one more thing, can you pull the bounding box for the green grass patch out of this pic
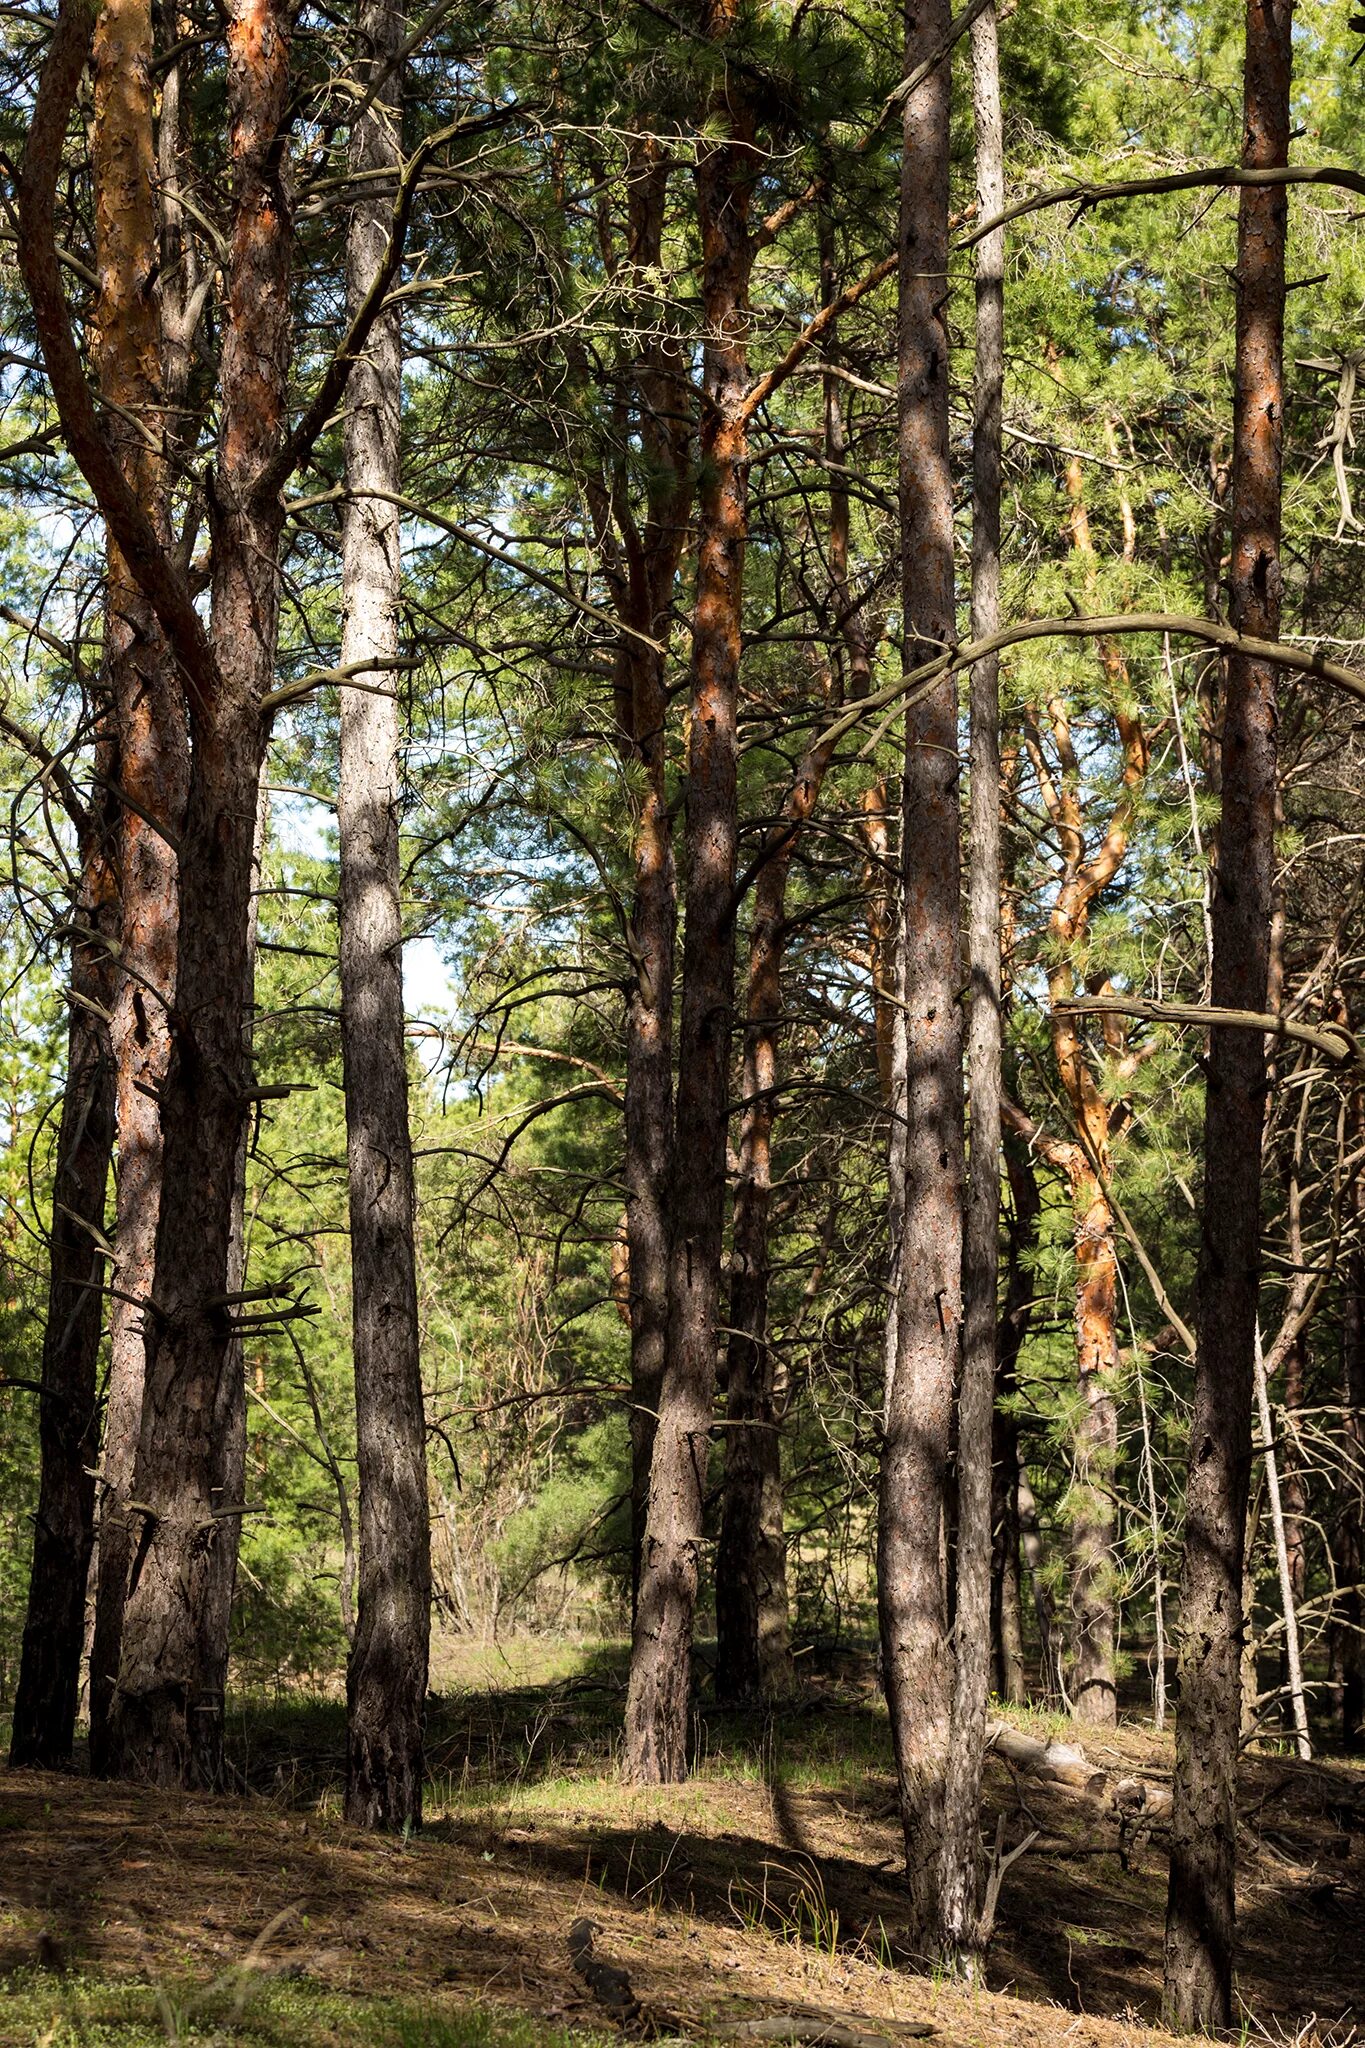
[0,1970,615,2048]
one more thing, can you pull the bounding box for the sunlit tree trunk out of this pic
[337,0,430,1833]
[1164,0,1291,2024]
[940,0,1005,1968]
[879,0,963,1960]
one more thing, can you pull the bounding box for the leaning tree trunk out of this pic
[940,0,1006,1965]
[880,0,964,1963]
[87,0,189,1773]
[624,41,753,1782]
[338,0,430,1833]
[9,790,118,1767]
[1163,0,1291,2026]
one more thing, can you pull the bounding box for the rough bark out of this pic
[9,787,118,1767]
[617,139,690,1618]
[625,15,752,1780]
[880,0,963,1959]
[1163,0,1291,2025]
[338,0,430,1833]
[939,0,1005,1967]
[87,0,190,1774]
[104,0,293,1787]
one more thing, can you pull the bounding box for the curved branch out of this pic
[961,163,1365,251]
[811,611,1365,760]
[17,0,219,711]
[1053,994,1359,1065]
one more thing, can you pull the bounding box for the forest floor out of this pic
[1,1638,1362,2048]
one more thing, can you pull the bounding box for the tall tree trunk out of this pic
[940,0,1005,1968]
[1164,0,1291,2024]
[625,26,752,1781]
[87,0,189,1773]
[338,0,430,1833]
[105,0,293,1787]
[880,0,963,1960]
[714,197,866,1704]
[9,790,118,1767]
[618,139,690,1618]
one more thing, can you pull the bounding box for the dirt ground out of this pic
[1,1677,1362,2047]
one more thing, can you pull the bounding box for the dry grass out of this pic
[0,1659,1361,2048]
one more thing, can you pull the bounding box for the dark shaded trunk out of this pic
[9,800,118,1767]
[880,0,963,1961]
[339,0,430,1833]
[1339,1224,1364,1750]
[939,1,1005,1966]
[625,25,752,1780]
[618,140,690,1618]
[87,0,189,1773]
[1164,0,1290,2025]
[105,0,293,1787]
[714,732,835,1703]
[991,1141,1039,1704]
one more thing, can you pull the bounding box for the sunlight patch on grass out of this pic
[0,1970,615,2048]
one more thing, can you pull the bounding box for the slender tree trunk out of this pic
[338,0,430,1832]
[715,197,868,1703]
[9,797,118,1767]
[939,0,1005,1967]
[87,0,189,1773]
[714,727,836,1702]
[105,0,293,1787]
[1068,1165,1121,1725]
[1340,1262,1364,1751]
[1164,0,1291,2024]
[618,140,689,1618]
[1254,1325,1310,1758]
[1277,1331,1308,1731]
[991,1138,1039,1704]
[880,0,963,1959]
[625,36,752,1781]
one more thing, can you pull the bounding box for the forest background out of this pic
[0,0,1364,2037]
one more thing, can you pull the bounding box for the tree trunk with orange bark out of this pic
[104,0,293,1786]
[624,14,753,1781]
[86,0,190,1774]
[1021,452,1148,1729]
[1164,0,1291,2025]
